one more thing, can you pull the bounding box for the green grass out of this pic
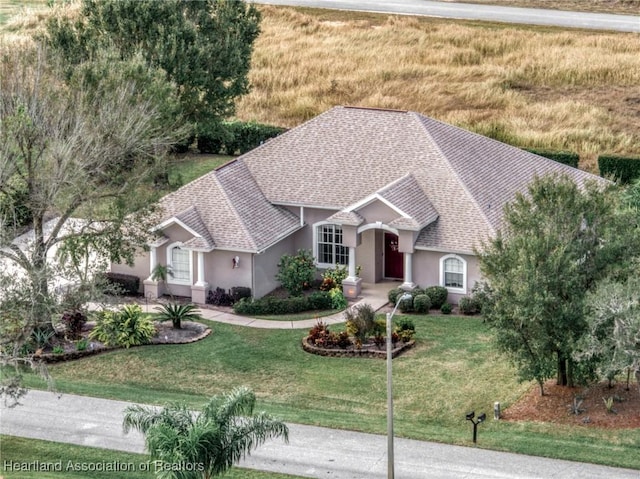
[19,315,640,470]
[167,154,233,188]
[251,308,342,321]
[0,436,303,479]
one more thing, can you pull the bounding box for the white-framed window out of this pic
[314,223,349,267]
[439,254,466,293]
[166,243,192,285]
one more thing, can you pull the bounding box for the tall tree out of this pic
[577,277,640,393]
[0,43,180,401]
[123,387,289,479]
[45,0,261,138]
[477,175,639,395]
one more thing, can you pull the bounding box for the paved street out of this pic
[255,0,640,32]
[2,390,639,478]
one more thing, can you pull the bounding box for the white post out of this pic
[402,252,415,290]
[196,251,205,286]
[347,246,357,280]
[148,246,157,280]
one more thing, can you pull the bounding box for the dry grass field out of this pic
[2,2,639,171]
[236,6,640,171]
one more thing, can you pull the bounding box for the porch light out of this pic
[386,292,412,479]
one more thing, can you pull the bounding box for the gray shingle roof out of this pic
[156,160,301,252]
[156,106,604,254]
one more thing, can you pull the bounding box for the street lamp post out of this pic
[386,292,412,479]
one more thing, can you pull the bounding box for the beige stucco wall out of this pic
[110,252,150,294]
[203,250,252,293]
[254,235,296,298]
[412,250,481,304]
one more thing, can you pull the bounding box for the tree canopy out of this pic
[0,42,181,402]
[45,0,261,137]
[477,174,640,394]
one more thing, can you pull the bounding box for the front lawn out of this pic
[20,315,640,470]
[1,436,303,479]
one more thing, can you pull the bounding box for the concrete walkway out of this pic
[135,281,394,330]
[2,390,639,479]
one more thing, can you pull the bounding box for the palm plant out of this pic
[154,303,201,329]
[123,387,289,479]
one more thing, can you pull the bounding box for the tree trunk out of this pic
[31,214,53,333]
[538,378,545,396]
[557,352,568,386]
[635,369,640,395]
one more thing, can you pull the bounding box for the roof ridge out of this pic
[211,161,259,252]
[410,112,497,237]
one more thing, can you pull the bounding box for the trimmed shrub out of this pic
[206,287,233,307]
[598,154,640,184]
[89,304,155,348]
[425,286,448,309]
[388,287,403,305]
[398,295,414,313]
[458,296,481,315]
[103,272,140,296]
[230,286,252,303]
[308,291,333,310]
[224,120,286,155]
[233,291,333,316]
[413,294,431,314]
[525,149,580,168]
[441,303,453,315]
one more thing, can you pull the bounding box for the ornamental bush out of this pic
[425,286,448,309]
[89,304,155,348]
[413,294,431,313]
[276,249,316,297]
[441,302,453,315]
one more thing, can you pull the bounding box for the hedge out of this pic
[197,121,286,155]
[524,149,580,169]
[598,155,640,184]
[233,291,332,316]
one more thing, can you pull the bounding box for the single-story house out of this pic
[111,106,602,304]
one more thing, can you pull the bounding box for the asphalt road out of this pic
[2,390,640,479]
[254,0,640,32]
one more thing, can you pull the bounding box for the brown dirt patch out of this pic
[502,379,640,429]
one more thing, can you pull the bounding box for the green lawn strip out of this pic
[1,436,303,479]
[19,315,640,470]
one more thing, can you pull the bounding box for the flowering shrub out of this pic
[276,249,316,297]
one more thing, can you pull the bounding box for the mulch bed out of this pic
[502,379,640,429]
[37,321,210,363]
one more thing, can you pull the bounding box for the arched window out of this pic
[439,254,466,293]
[314,223,349,267]
[166,243,191,285]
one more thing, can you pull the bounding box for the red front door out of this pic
[384,233,404,279]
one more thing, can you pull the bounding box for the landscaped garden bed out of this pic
[30,304,210,363]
